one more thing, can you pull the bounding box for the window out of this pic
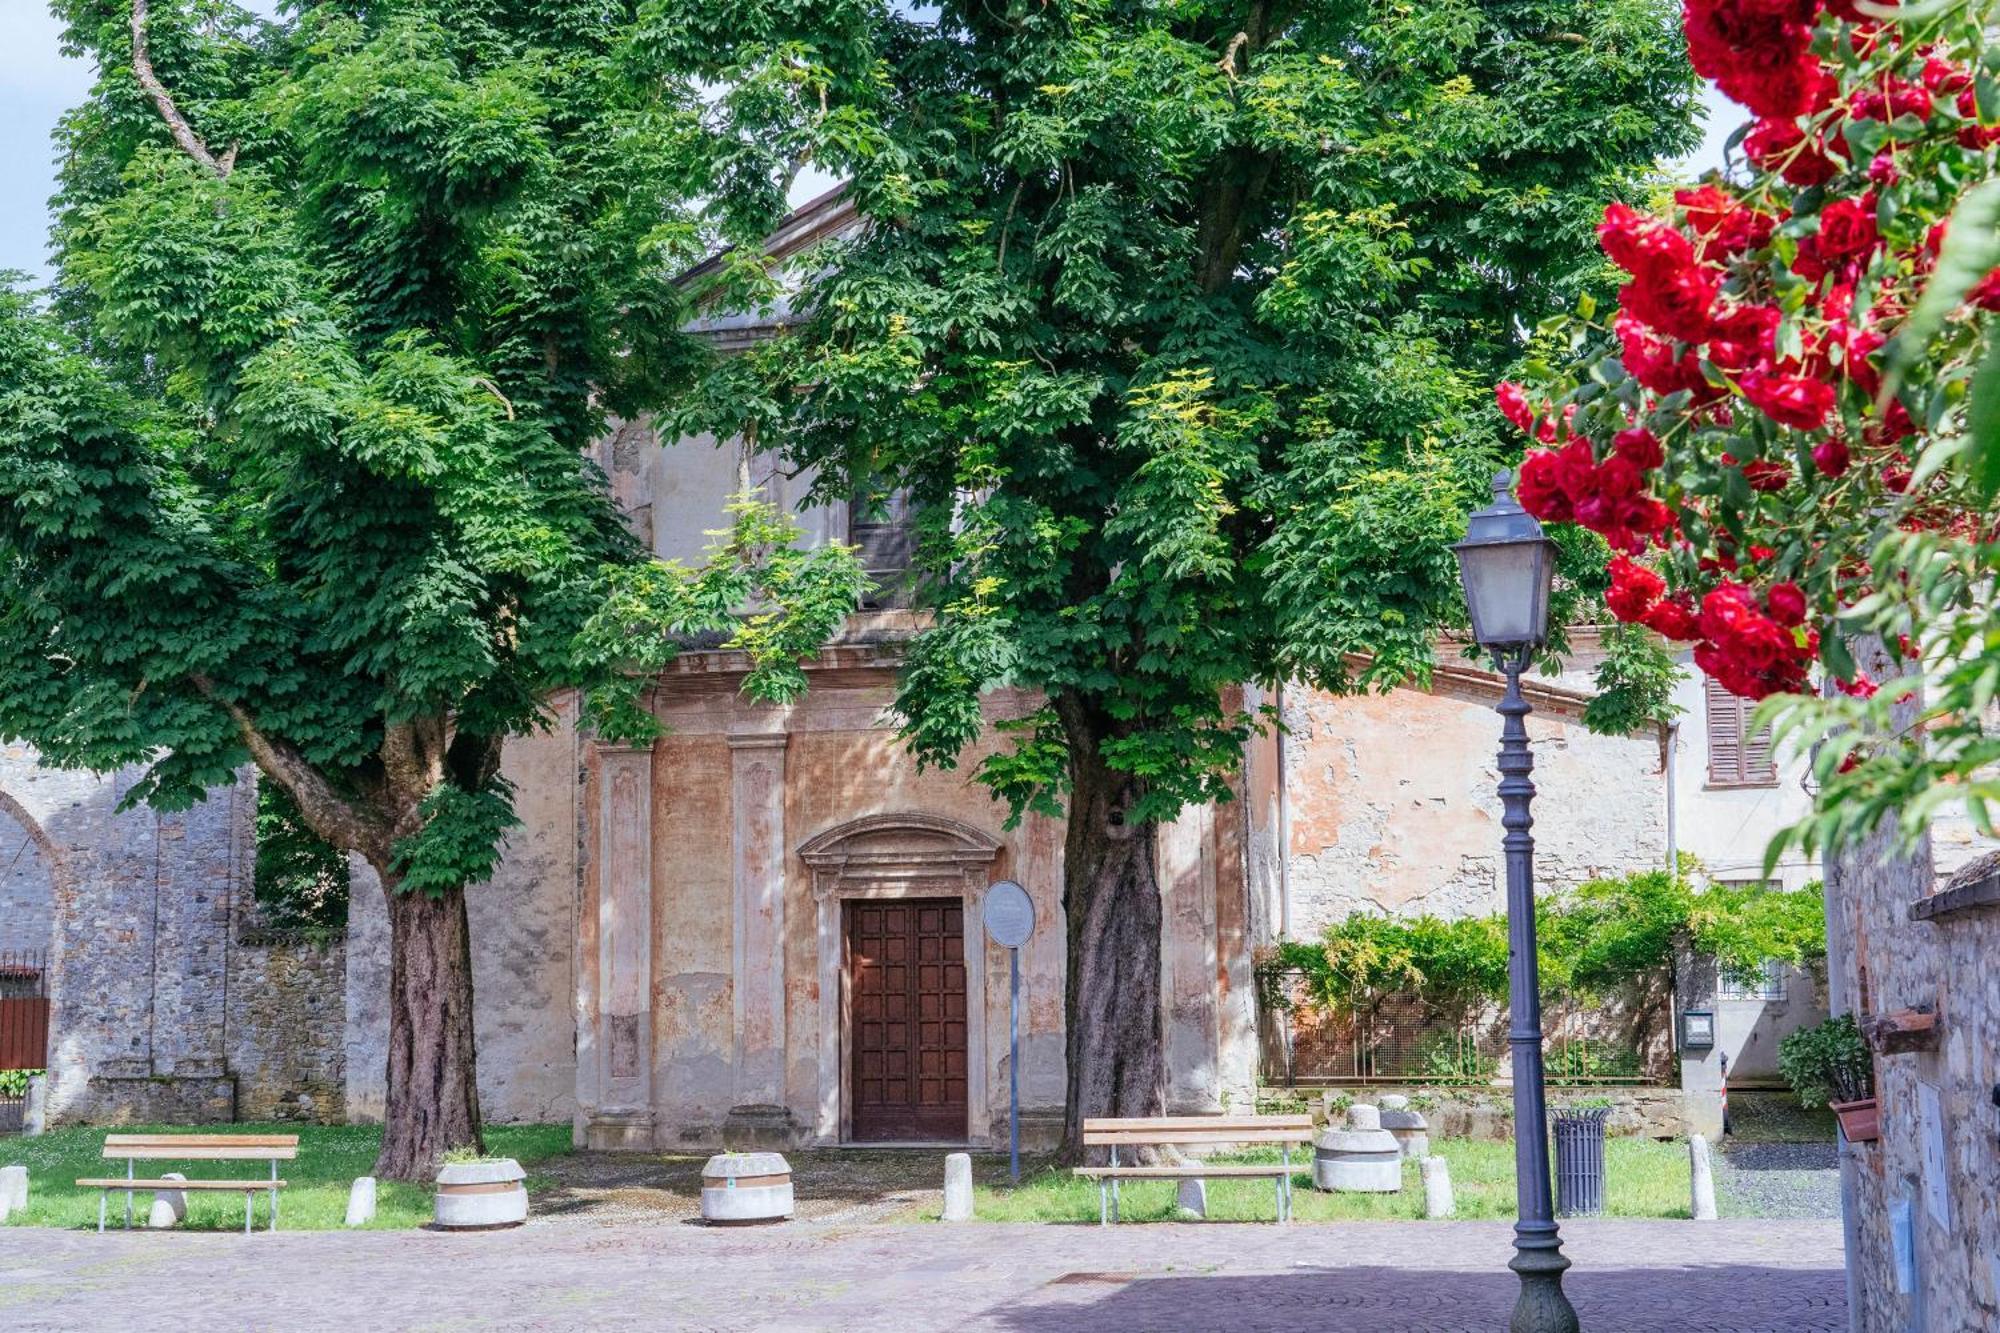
[1705,675,1777,786]
[849,492,916,610]
[1719,958,1788,1001]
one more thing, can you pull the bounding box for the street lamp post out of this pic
[1452,470,1579,1333]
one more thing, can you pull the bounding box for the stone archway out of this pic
[800,813,1002,1144]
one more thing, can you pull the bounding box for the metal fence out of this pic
[0,949,50,1072]
[1257,969,1674,1088]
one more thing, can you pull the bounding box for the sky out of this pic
[0,8,1741,284]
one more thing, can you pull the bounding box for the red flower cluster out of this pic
[1683,0,1827,121]
[1692,583,1816,699]
[1513,436,1673,555]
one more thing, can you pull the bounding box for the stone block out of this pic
[22,1075,45,1136]
[700,1152,793,1225]
[345,1176,377,1228]
[1176,1176,1208,1219]
[1313,1104,1403,1192]
[941,1153,973,1222]
[147,1173,187,1228]
[0,1163,26,1214]
[1689,1134,1718,1221]
[1421,1156,1455,1219]
[1378,1094,1431,1159]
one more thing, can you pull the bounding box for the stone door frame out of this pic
[800,813,1001,1145]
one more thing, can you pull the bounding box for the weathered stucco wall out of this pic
[1275,676,1667,938]
[342,700,580,1127]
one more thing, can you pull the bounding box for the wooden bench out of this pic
[1074,1115,1314,1224]
[78,1133,297,1234]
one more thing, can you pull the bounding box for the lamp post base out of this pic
[1508,1238,1579,1333]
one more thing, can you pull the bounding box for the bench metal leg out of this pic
[98,1192,106,1234]
[1098,1180,1108,1227]
[244,1192,253,1235]
[271,1160,280,1231]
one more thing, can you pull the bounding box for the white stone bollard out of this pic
[1378,1094,1431,1160]
[941,1153,974,1222]
[345,1176,378,1227]
[1421,1156,1455,1219]
[0,1164,27,1216]
[1175,1176,1208,1219]
[1689,1134,1719,1221]
[147,1172,188,1228]
[22,1075,46,1137]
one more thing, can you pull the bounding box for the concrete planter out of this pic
[1313,1104,1403,1193]
[433,1158,528,1229]
[700,1152,794,1225]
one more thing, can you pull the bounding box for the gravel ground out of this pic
[1714,1141,1843,1219]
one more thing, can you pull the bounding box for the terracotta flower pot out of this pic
[1830,1097,1879,1143]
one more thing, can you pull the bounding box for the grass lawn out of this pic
[0,1123,572,1231]
[968,1137,1693,1223]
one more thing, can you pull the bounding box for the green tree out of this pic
[670,0,1700,1144]
[1,1,861,1178]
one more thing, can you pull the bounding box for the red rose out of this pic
[1616,315,1711,397]
[1599,202,1695,278]
[1742,459,1792,491]
[1835,672,1879,698]
[1850,77,1933,123]
[1517,450,1572,522]
[1765,581,1807,626]
[1642,598,1700,640]
[1707,303,1780,372]
[1812,437,1851,477]
[1745,116,1841,186]
[1816,195,1881,264]
[1621,266,1719,343]
[1605,555,1666,622]
[1613,427,1665,470]
[1740,370,1835,431]
[1496,381,1536,432]
[1595,454,1646,501]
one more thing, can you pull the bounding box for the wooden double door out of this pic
[846,897,968,1142]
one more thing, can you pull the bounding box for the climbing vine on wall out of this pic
[1258,864,1826,1011]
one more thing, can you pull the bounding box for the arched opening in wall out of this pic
[0,789,60,1128]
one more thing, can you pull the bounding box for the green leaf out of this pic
[1882,178,2000,406]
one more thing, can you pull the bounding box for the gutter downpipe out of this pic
[1276,680,1292,942]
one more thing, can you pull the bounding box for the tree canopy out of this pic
[1,0,861,1176]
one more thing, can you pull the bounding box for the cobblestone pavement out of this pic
[0,1217,1842,1332]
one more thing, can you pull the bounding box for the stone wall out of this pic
[1832,840,2000,1330]
[1304,1084,1697,1140]
[2,746,354,1126]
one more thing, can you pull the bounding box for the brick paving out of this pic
[0,1217,1842,1332]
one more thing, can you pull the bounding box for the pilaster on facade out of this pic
[587,740,656,1150]
[726,727,792,1143]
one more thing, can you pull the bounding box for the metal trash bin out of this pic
[1552,1107,1609,1217]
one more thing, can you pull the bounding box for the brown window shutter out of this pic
[1705,676,1776,786]
[1705,676,1741,784]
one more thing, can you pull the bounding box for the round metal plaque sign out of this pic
[981,880,1035,948]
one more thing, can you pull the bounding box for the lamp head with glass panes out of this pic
[1453,470,1558,655]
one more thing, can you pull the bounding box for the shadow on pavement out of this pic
[978,1263,1847,1333]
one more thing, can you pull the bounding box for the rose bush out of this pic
[1505,0,2000,856]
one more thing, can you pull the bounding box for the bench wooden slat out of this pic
[1081,1130,1312,1146]
[1074,1165,1293,1179]
[77,1178,289,1190]
[104,1134,298,1149]
[99,1145,298,1161]
[1082,1116,1310,1132]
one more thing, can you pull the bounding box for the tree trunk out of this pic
[373,874,484,1181]
[1058,695,1167,1156]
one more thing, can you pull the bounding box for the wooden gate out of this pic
[846,898,968,1142]
[0,950,50,1072]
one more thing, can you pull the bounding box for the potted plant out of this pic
[1778,1014,1877,1142]
[433,1148,528,1229]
